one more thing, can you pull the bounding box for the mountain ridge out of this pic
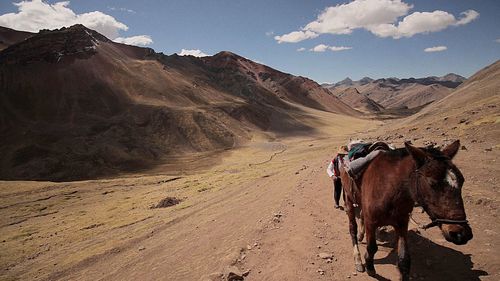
[0,24,357,181]
[324,72,467,109]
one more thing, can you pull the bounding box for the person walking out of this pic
[327,145,348,209]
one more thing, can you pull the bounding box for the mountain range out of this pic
[0,24,355,181]
[0,24,495,181]
[324,73,467,112]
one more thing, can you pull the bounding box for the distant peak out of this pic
[358,77,374,85]
[213,51,239,58]
[36,24,110,44]
[67,24,87,30]
[0,24,108,64]
[209,51,259,65]
[440,73,466,82]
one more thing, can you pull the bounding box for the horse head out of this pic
[405,140,473,245]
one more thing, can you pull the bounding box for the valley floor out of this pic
[0,107,498,281]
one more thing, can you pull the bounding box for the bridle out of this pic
[411,168,468,229]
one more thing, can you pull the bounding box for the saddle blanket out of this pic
[344,150,382,177]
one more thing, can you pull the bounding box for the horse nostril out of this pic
[444,226,472,245]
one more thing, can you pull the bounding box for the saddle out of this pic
[345,141,391,178]
[343,141,392,206]
[348,141,391,161]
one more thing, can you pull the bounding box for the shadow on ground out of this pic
[372,230,488,281]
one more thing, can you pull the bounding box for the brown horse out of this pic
[340,140,473,281]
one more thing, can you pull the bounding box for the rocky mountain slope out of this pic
[0,25,355,181]
[321,76,374,88]
[335,87,384,113]
[370,59,499,155]
[0,26,32,50]
[403,60,499,137]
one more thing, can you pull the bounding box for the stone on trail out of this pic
[318,252,333,259]
[224,266,244,281]
[151,196,182,208]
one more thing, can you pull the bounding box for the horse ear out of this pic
[442,140,460,159]
[405,141,426,167]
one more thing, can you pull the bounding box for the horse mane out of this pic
[384,145,447,160]
[384,147,409,159]
[422,146,450,159]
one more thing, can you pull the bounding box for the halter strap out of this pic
[421,218,469,230]
[411,169,469,230]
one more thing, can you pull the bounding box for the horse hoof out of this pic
[355,264,365,273]
[366,268,376,276]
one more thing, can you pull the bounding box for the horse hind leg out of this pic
[364,223,378,276]
[346,201,365,272]
[357,209,365,242]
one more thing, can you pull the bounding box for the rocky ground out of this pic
[1,102,498,281]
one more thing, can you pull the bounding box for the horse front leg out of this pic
[364,222,378,276]
[346,199,365,273]
[395,223,411,281]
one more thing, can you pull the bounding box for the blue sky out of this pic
[0,0,499,83]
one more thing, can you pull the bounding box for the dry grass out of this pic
[0,105,373,280]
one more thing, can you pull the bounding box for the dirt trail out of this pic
[1,107,498,281]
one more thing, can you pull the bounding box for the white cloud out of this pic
[374,9,479,38]
[0,0,151,42]
[75,11,128,39]
[114,35,153,46]
[178,49,209,57]
[329,46,352,51]
[378,11,456,38]
[297,47,306,52]
[275,0,479,42]
[310,44,352,52]
[455,10,479,26]
[424,46,447,52]
[265,30,274,36]
[109,7,136,14]
[496,38,500,43]
[310,44,329,52]
[274,30,318,43]
[305,0,412,35]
